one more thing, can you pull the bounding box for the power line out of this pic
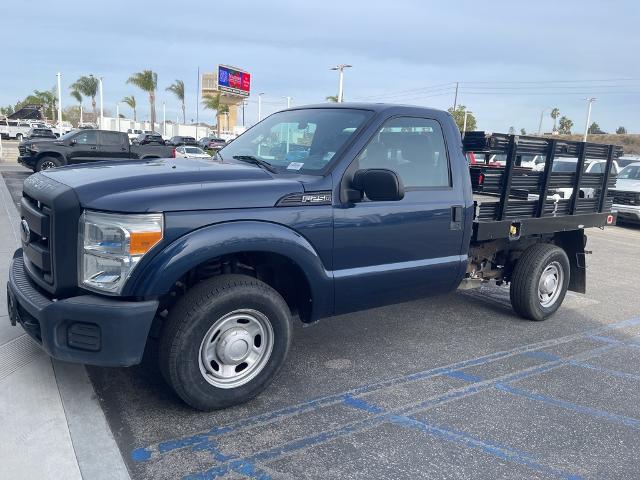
[352,82,457,100]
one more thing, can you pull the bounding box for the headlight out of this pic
[28,143,38,151]
[78,210,163,294]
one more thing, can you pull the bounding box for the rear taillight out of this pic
[478,173,485,185]
[172,148,176,158]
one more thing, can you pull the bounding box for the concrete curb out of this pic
[0,170,130,480]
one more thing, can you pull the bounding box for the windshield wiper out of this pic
[232,155,277,173]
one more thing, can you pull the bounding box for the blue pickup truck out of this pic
[7,103,618,410]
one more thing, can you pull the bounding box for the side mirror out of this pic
[69,139,77,146]
[351,168,405,202]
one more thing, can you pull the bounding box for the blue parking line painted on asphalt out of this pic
[342,395,385,414]
[180,335,631,479]
[569,361,640,382]
[132,316,640,466]
[523,350,561,361]
[338,395,583,479]
[388,414,583,480]
[588,334,624,344]
[495,383,640,430]
[445,370,483,382]
[184,459,273,480]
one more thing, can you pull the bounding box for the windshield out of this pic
[185,147,205,154]
[618,164,640,180]
[219,108,373,174]
[59,130,77,141]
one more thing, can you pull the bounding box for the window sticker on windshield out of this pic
[287,162,305,170]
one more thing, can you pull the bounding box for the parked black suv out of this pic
[167,136,198,147]
[132,133,166,145]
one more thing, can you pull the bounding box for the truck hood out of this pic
[613,179,640,192]
[41,158,305,212]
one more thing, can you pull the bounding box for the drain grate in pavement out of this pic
[0,333,44,381]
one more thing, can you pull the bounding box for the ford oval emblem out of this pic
[20,219,30,244]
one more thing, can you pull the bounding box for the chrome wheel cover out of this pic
[538,261,563,308]
[198,309,274,389]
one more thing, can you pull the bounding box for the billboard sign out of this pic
[217,65,251,97]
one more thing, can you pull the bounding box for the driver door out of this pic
[68,130,99,164]
[333,116,467,314]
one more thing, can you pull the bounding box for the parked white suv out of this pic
[611,162,640,223]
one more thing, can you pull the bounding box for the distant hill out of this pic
[551,134,640,156]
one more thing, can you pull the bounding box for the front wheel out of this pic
[36,156,62,171]
[159,274,292,410]
[510,243,570,321]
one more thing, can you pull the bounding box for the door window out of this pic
[75,131,98,145]
[101,132,124,146]
[355,117,450,188]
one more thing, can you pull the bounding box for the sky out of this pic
[2,0,639,134]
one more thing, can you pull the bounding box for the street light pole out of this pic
[537,108,549,136]
[242,100,246,126]
[331,64,352,103]
[162,102,166,137]
[257,93,265,122]
[56,72,63,136]
[98,77,104,128]
[283,96,292,108]
[583,97,596,142]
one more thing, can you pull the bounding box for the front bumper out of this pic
[7,250,159,367]
[613,204,640,222]
[18,155,37,170]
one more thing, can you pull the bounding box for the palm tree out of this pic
[166,79,185,124]
[70,76,99,119]
[550,108,560,132]
[70,90,83,124]
[127,70,158,131]
[122,95,137,121]
[326,95,339,103]
[202,93,229,136]
[33,88,57,121]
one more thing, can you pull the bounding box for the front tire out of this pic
[159,274,292,410]
[36,156,62,171]
[510,243,570,321]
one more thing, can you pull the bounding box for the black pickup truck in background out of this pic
[18,129,176,172]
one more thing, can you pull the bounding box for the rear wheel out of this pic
[510,243,570,321]
[159,274,292,410]
[16,133,23,141]
[36,156,62,172]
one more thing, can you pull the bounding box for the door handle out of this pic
[450,205,463,230]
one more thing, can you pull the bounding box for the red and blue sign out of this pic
[218,65,251,97]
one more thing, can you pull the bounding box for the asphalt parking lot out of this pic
[4,169,640,479]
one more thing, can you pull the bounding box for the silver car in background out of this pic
[611,162,640,223]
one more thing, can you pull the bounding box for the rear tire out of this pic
[16,134,23,141]
[36,156,62,172]
[159,274,292,410]
[510,243,570,321]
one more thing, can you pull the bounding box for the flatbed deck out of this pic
[465,133,620,242]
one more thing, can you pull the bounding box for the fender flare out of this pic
[126,221,334,319]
